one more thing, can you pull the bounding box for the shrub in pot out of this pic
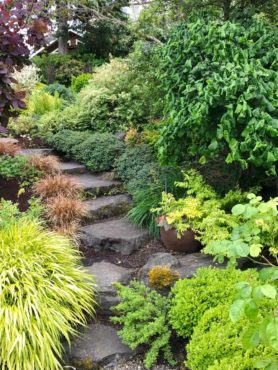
[153,170,252,252]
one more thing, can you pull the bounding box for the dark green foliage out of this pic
[49,130,125,172]
[111,281,176,370]
[127,184,163,237]
[47,130,92,158]
[127,166,184,236]
[71,73,92,92]
[169,267,259,338]
[114,145,155,183]
[73,133,125,172]
[43,83,74,101]
[158,18,278,176]
[126,162,160,195]
[33,54,85,86]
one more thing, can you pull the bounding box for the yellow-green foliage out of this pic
[186,303,277,370]
[169,267,259,338]
[28,91,62,116]
[0,219,96,370]
[148,266,180,289]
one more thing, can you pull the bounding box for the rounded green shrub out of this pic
[0,219,95,370]
[186,304,276,370]
[114,144,155,183]
[71,73,92,92]
[47,130,93,158]
[169,267,258,338]
[73,132,125,172]
[126,161,160,195]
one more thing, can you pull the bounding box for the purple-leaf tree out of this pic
[0,0,48,130]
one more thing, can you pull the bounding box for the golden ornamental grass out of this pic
[0,219,96,370]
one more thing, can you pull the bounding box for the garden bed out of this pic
[81,239,167,269]
[0,177,32,211]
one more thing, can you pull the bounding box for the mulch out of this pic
[80,239,167,269]
[14,135,50,149]
[0,177,32,211]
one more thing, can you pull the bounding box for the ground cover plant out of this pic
[0,201,96,370]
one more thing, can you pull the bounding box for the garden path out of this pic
[27,149,221,369]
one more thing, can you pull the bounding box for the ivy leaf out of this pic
[254,358,277,369]
[229,299,245,322]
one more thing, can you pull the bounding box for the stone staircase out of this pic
[55,157,152,369]
[26,149,220,369]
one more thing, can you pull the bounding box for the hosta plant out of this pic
[0,218,96,370]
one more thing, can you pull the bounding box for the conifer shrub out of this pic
[111,281,176,369]
[0,217,96,370]
[72,132,125,172]
[169,267,259,338]
[114,144,155,183]
[47,130,91,158]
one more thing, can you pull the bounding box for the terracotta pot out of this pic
[160,227,202,253]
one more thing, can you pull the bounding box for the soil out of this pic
[80,239,167,269]
[15,135,50,149]
[0,177,32,211]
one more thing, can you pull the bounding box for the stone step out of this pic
[20,148,53,156]
[79,218,150,255]
[138,252,226,286]
[65,324,135,369]
[59,161,86,174]
[86,261,134,315]
[84,194,132,222]
[69,173,122,196]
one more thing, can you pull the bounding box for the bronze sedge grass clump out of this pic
[45,195,87,231]
[0,141,21,157]
[33,174,81,199]
[0,218,96,370]
[28,154,61,175]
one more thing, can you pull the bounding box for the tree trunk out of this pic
[57,0,69,54]
[223,0,231,20]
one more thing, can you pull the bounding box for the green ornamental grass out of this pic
[0,219,96,370]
